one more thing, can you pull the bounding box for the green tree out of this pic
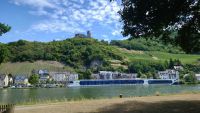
[168,59,174,69]
[184,71,197,84]
[28,74,39,85]
[168,59,182,69]
[146,72,153,79]
[137,71,148,78]
[0,45,9,64]
[46,78,53,84]
[115,0,200,53]
[140,74,147,79]
[176,22,200,53]
[137,71,143,78]
[84,69,92,79]
[0,23,11,36]
[128,61,166,73]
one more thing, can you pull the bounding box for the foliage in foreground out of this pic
[0,22,11,36]
[117,0,200,53]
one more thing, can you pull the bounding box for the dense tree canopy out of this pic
[5,38,122,70]
[116,0,200,53]
[0,23,11,36]
[0,23,10,64]
[0,44,9,64]
[28,74,39,85]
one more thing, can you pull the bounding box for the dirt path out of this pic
[15,93,200,113]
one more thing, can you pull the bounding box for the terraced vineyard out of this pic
[111,47,200,64]
[0,61,74,76]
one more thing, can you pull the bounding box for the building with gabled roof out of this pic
[0,74,9,87]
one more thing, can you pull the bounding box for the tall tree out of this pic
[0,45,9,64]
[28,74,39,85]
[176,21,200,53]
[0,23,11,36]
[115,0,200,53]
[0,22,10,64]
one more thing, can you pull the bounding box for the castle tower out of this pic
[87,31,91,38]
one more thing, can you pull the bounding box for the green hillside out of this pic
[0,38,199,76]
[114,48,200,64]
[110,38,184,54]
[0,61,74,76]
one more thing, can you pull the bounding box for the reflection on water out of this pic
[0,85,200,104]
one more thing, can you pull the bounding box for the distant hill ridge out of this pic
[0,37,199,76]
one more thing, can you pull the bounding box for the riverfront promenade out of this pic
[15,93,200,113]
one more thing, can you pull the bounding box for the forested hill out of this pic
[0,37,200,75]
[2,38,122,69]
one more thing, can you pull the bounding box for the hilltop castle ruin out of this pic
[75,31,92,38]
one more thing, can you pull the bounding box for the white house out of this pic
[67,74,79,81]
[111,72,137,79]
[38,70,49,75]
[0,75,9,87]
[49,72,70,83]
[14,75,29,86]
[119,73,137,79]
[158,69,179,80]
[99,71,113,80]
[39,74,50,83]
[94,71,137,80]
[174,66,183,70]
[91,74,100,79]
[38,70,50,83]
[195,74,200,81]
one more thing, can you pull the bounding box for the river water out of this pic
[1,85,200,104]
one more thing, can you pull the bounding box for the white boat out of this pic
[67,79,178,87]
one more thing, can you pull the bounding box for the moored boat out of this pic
[68,79,178,87]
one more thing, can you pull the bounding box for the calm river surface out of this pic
[1,85,200,104]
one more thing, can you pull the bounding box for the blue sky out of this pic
[0,0,126,43]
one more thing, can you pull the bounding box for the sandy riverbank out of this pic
[15,93,200,113]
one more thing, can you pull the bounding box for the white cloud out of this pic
[102,35,108,38]
[11,0,57,9]
[79,0,84,4]
[103,38,110,42]
[10,0,122,36]
[112,30,121,36]
[32,20,84,33]
[54,38,62,41]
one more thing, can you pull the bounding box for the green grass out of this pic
[148,51,200,64]
[113,47,200,64]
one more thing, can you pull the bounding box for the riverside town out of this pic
[0,0,200,113]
